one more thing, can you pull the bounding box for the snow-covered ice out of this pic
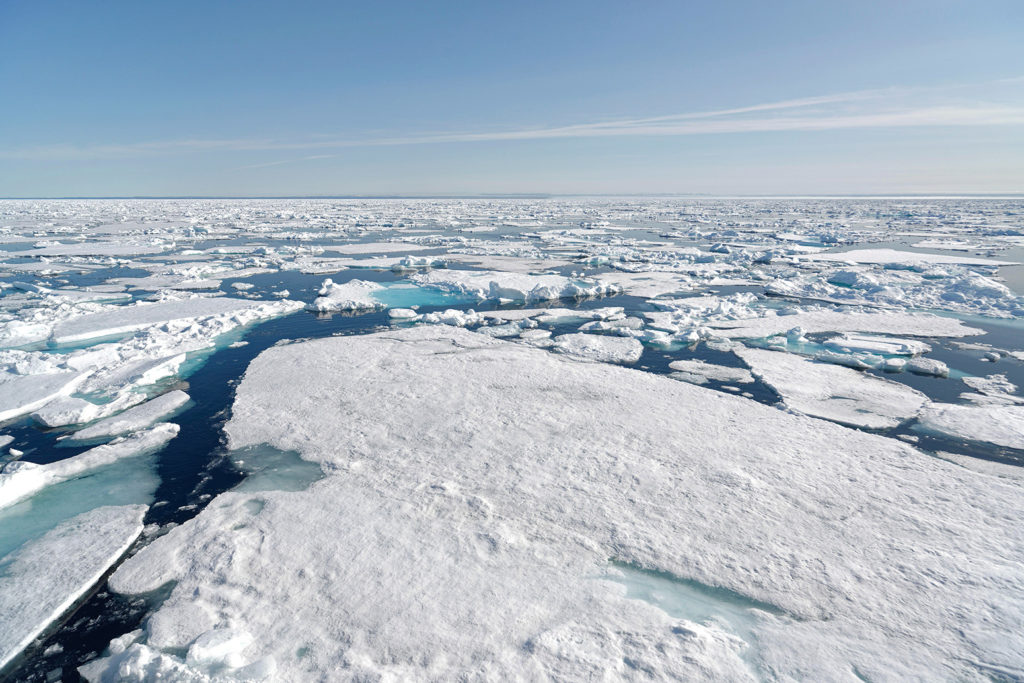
[668,359,754,385]
[66,390,189,442]
[0,505,147,670]
[412,269,619,303]
[51,297,296,346]
[553,333,644,364]
[916,403,1024,450]
[307,278,385,312]
[84,327,1024,681]
[2,197,1023,681]
[734,346,930,429]
[0,371,86,423]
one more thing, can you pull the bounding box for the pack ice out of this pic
[84,327,1024,681]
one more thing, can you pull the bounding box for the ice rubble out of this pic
[0,505,147,670]
[0,424,178,510]
[411,269,619,303]
[734,346,929,429]
[86,327,1024,681]
[66,390,189,442]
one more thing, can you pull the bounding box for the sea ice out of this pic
[51,297,294,346]
[709,309,980,339]
[0,505,147,670]
[0,424,178,510]
[667,359,754,385]
[86,327,1024,681]
[307,278,385,312]
[0,371,86,423]
[734,346,929,429]
[412,269,618,303]
[803,248,1016,267]
[916,403,1024,450]
[66,390,190,442]
[552,333,644,364]
[822,334,931,356]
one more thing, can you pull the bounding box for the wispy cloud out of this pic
[3,79,1022,163]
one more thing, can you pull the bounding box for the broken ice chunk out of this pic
[735,346,928,429]
[0,505,147,670]
[553,333,644,364]
[65,391,190,442]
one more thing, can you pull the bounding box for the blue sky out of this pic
[1,0,1022,196]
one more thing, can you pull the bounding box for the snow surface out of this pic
[552,333,644,364]
[0,505,147,670]
[307,278,385,312]
[86,327,1024,681]
[0,371,86,423]
[709,309,981,339]
[734,346,929,429]
[412,269,619,303]
[668,359,754,385]
[804,248,1016,267]
[916,403,1024,450]
[51,297,296,345]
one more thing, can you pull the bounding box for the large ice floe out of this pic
[82,327,1024,681]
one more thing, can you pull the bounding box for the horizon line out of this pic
[2,192,1024,201]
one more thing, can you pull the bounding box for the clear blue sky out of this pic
[1,0,1022,196]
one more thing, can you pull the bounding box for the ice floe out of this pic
[0,505,147,670]
[65,390,189,442]
[552,333,644,364]
[0,424,178,510]
[734,346,929,429]
[84,327,1024,681]
[307,278,385,312]
[916,403,1024,450]
[412,269,619,303]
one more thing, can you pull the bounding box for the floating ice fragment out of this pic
[412,269,618,303]
[916,403,1024,450]
[668,359,754,385]
[66,390,190,442]
[0,505,147,670]
[0,371,87,423]
[307,278,385,312]
[906,358,949,377]
[735,346,928,429]
[552,333,644,364]
[0,424,178,510]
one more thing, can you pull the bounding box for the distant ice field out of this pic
[0,197,1022,681]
